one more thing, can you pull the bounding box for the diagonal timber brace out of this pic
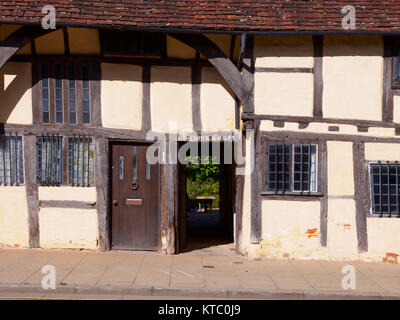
[169,33,253,111]
[0,26,56,70]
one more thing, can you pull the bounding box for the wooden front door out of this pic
[111,143,159,250]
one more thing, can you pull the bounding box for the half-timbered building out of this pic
[0,1,400,262]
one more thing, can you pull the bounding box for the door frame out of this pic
[108,139,162,251]
[176,141,236,253]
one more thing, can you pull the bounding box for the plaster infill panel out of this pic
[67,27,101,55]
[0,186,29,248]
[365,143,400,161]
[327,199,358,253]
[327,141,355,196]
[39,208,99,249]
[261,200,321,259]
[38,186,97,202]
[255,72,313,117]
[101,63,142,130]
[322,35,383,121]
[150,66,192,132]
[201,67,235,130]
[254,35,314,68]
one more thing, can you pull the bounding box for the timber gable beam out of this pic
[0,26,57,71]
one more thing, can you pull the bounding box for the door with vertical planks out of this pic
[111,143,159,250]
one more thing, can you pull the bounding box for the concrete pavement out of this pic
[0,248,400,299]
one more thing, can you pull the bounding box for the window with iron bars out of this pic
[36,135,63,185]
[266,143,318,192]
[370,163,400,216]
[68,136,94,186]
[0,134,24,185]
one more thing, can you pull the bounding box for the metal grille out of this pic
[267,143,318,192]
[370,163,400,216]
[68,136,94,186]
[0,134,24,185]
[267,143,291,191]
[36,135,63,185]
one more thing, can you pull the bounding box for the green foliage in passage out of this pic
[185,156,220,209]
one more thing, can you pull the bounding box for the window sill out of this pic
[261,191,324,197]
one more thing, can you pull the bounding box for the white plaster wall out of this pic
[260,200,321,259]
[255,72,313,116]
[323,35,383,121]
[38,187,98,249]
[38,187,97,202]
[327,141,355,196]
[39,208,99,249]
[150,66,193,132]
[254,35,314,68]
[200,67,235,130]
[101,63,142,130]
[365,143,400,161]
[0,187,29,248]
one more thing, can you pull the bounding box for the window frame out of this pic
[391,39,400,89]
[0,134,25,186]
[36,135,63,186]
[36,135,95,187]
[33,60,99,126]
[368,161,400,218]
[262,138,323,197]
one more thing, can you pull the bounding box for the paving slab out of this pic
[0,249,400,299]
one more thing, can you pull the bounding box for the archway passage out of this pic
[178,141,235,253]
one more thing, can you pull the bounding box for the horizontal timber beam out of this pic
[242,113,400,129]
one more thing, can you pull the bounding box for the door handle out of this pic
[112,200,118,207]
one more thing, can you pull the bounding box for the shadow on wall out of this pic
[254,35,382,60]
[0,62,31,123]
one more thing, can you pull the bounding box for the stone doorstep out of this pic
[0,283,398,300]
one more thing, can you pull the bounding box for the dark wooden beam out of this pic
[63,27,70,56]
[141,64,151,131]
[39,200,96,209]
[169,33,251,107]
[319,141,328,247]
[260,130,400,144]
[255,67,314,73]
[242,113,400,129]
[90,61,102,126]
[313,35,324,118]
[235,131,246,253]
[24,135,40,248]
[191,64,202,131]
[353,141,369,252]
[11,54,213,67]
[95,137,110,250]
[382,36,394,122]
[250,120,262,244]
[0,26,54,70]
[242,36,255,114]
